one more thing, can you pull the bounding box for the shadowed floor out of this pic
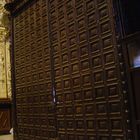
[0,135,13,140]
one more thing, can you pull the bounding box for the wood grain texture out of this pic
[10,0,131,139]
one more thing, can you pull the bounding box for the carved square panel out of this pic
[32,73,38,82]
[74,91,82,102]
[76,135,85,140]
[40,94,47,103]
[47,130,57,138]
[90,40,101,53]
[100,21,111,34]
[104,52,115,64]
[62,53,69,63]
[57,106,64,115]
[67,134,75,140]
[83,89,93,100]
[25,55,31,63]
[53,43,59,54]
[71,63,79,73]
[102,35,112,49]
[86,119,95,129]
[98,6,108,20]
[68,22,75,33]
[72,76,81,87]
[48,118,56,127]
[81,59,90,70]
[96,103,107,114]
[55,80,62,89]
[38,61,44,69]
[50,9,56,21]
[20,57,26,64]
[76,4,84,17]
[112,136,124,140]
[50,21,57,31]
[89,27,98,39]
[60,28,66,38]
[55,68,61,77]
[87,135,96,140]
[63,79,71,89]
[107,84,118,97]
[94,71,104,83]
[67,119,74,129]
[109,101,121,113]
[63,66,69,75]
[79,43,89,57]
[58,119,65,129]
[51,32,58,42]
[41,129,48,137]
[59,16,65,26]
[79,31,87,42]
[82,74,91,86]
[65,93,73,102]
[69,36,76,46]
[92,56,102,68]
[98,119,108,130]
[70,49,78,60]
[58,133,66,140]
[58,5,65,17]
[47,94,53,102]
[75,0,83,6]
[66,106,74,115]
[105,68,117,81]
[57,0,64,5]
[97,0,106,5]
[87,12,97,25]
[77,18,85,29]
[98,136,109,140]
[75,105,83,114]
[76,120,84,129]
[67,11,74,21]
[86,0,95,13]
[21,66,26,74]
[111,119,122,130]
[54,56,60,66]
[56,94,63,103]
[95,86,105,99]
[85,104,94,114]
[60,40,67,50]
[66,0,73,12]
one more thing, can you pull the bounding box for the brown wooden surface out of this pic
[9,0,131,139]
[0,99,11,134]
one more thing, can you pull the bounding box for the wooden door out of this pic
[10,1,57,139]
[6,0,132,139]
[48,0,130,139]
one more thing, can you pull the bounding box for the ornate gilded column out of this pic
[0,0,11,99]
[0,0,12,135]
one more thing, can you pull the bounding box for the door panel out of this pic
[8,0,131,139]
[48,0,127,139]
[13,1,56,139]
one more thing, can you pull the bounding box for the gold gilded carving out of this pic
[0,0,11,99]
